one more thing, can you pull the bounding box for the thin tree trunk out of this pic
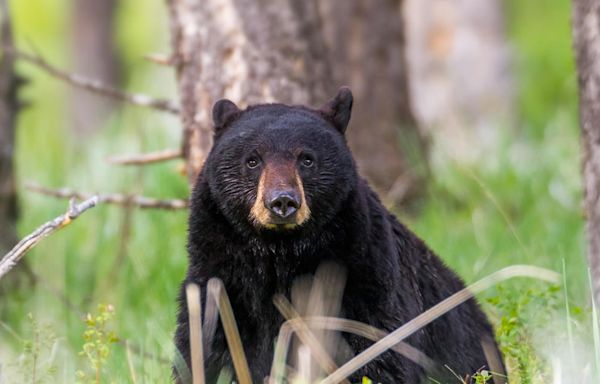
[404,0,513,163]
[573,0,600,303]
[0,0,32,291]
[0,0,19,256]
[318,0,426,205]
[167,0,333,184]
[70,0,121,136]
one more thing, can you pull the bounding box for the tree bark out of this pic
[573,0,600,303]
[0,0,19,256]
[404,0,513,163]
[167,0,334,184]
[69,0,121,136]
[0,0,33,292]
[318,0,426,204]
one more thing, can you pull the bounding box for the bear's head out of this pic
[203,87,356,233]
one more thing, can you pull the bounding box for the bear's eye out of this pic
[246,157,261,169]
[300,155,314,168]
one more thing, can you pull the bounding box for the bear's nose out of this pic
[267,192,300,218]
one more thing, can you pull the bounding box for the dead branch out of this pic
[107,148,182,166]
[4,47,180,114]
[0,197,98,280]
[143,53,175,67]
[26,182,189,210]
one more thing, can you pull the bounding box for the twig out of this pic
[107,148,182,166]
[4,47,180,114]
[0,197,98,280]
[26,182,189,210]
[186,283,205,384]
[143,53,175,67]
[319,265,560,384]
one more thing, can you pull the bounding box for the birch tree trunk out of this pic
[573,0,600,303]
[318,0,425,204]
[167,0,333,184]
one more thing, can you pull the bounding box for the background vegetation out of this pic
[0,0,594,383]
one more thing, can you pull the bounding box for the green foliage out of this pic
[0,0,595,382]
[12,314,58,384]
[472,370,493,384]
[76,304,119,384]
[486,285,560,383]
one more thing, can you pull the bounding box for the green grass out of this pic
[1,0,598,382]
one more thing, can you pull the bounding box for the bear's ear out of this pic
[319,86,353,134]
[212,99,241,134]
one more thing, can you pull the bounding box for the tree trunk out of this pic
[0,0,19,256]
[318,0,426,205]
[0,0,32,292]
[404,0,513,163]
[69,0,121,136]
[167,0,334,184]
[573,0,600,303]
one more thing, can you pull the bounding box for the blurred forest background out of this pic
[0,0,595,383]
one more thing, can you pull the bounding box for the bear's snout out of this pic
[249,160,311,229]
[266,190,300,219]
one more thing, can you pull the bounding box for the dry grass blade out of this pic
[320,265,561,384]
[0,196,98,280]
[297,345,311,383]
[125,341,139,384]
[269,316,435,384]
[270,317,296,384]
[204,280,220,357]
[107,148,182,166]
[208,278,253,384]
[26,182,189,210]
[3,47,180,114]
[186,284,205,384]
[272,295,348,384]
[481,336,507,384]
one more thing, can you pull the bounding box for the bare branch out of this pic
[26,182,189,210]
[107,148,182,166]
[143,53,175,67]
[0,197,98,280]
[4,47,180,114]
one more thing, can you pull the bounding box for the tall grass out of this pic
[0,0,596,382]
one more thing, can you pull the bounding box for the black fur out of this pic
[174,90,502,383]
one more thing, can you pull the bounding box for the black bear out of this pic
[174,87,503,383]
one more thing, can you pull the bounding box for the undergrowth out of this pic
[0,0,595,382]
